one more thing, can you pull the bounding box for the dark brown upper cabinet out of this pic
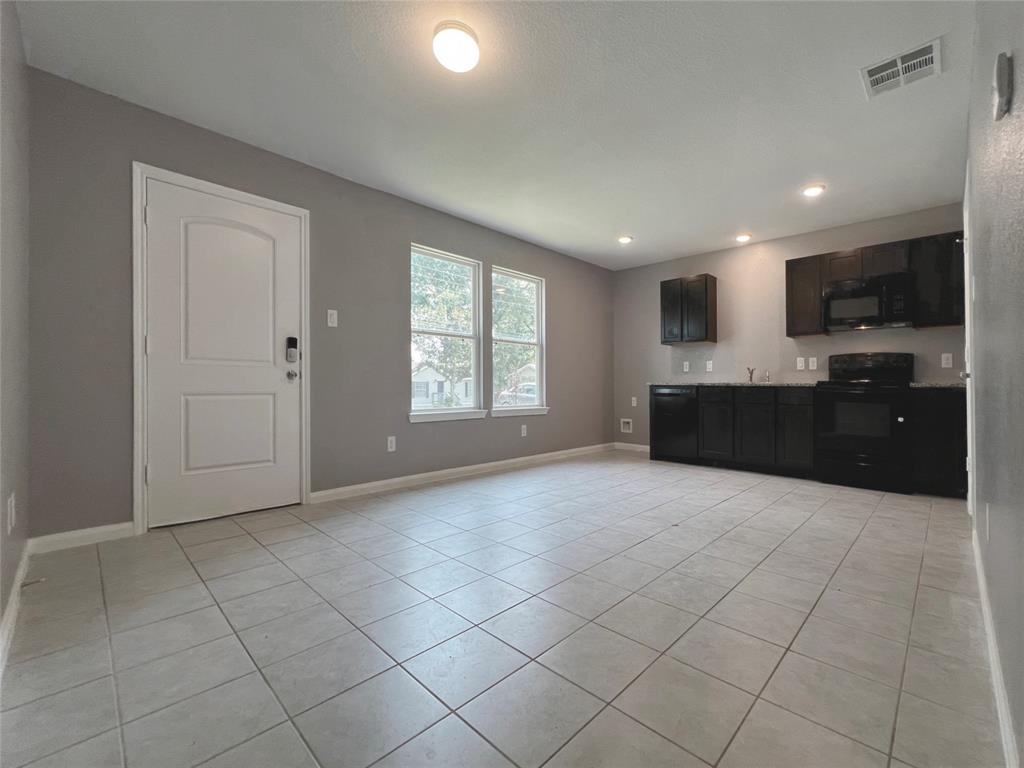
[910,232,964,327]
[660,274,718,344]
[823,249,863,282]
[862,240,910,277]
[785,255,824,336]
[785,231,964,337]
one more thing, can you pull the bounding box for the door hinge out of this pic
[144,334,150,356]
[143,205,149,226]
[144,465,150,485]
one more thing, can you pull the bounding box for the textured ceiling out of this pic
[17,1,974,269]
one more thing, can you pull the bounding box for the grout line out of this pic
[10,456,979,768]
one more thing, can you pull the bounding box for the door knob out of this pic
[286,370,299,381]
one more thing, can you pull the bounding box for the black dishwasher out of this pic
[650,385,699,462]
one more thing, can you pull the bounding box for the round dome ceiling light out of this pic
[735,233,752,243]
[802,183,827,198]
[433,21,480,73]
[617,235,635,245]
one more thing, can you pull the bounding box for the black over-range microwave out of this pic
[823,272,914,332]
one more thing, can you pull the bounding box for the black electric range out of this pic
[814,353,914,493]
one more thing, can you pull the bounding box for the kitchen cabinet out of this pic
[660,279,683,343]
[912,388,967,498]
[910,232,964,327]
[785,255,824,337]
[862,240,910,276]
[823,249,863,282]
[734,388,776,466]
[775,388,815,471]
[660,274,718,344]
[698,388,733,460]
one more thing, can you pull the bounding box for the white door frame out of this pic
[132,162,311,534]
[962,165,977,520]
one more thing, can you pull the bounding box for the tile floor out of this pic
[0,451,1005,768]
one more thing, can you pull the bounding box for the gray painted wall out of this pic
[613,205,965,446]
[1,1,30,619]
[967,3,1024,759]
[28,70,613,537]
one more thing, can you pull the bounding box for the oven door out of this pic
[814,386,912,492]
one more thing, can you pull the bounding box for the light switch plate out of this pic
[941,353,953,368]
[683,361,690,373]
[631,396,637,407]
[796,357,805,371]
[326,309,338,328]
[705,360,713,373]
[809,357,818,371]
[521,424,527,437]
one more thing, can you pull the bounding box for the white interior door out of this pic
[145,176,304,527]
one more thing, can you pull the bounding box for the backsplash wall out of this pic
[613,204,965,445]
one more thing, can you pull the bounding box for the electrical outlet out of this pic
[631,396,637,407]
[326,309,338,328]
[683,361,690,373]
[941,353,953,369]
[705,360,713,373]
[386,436,396,453]
[521,424,527,437]
[809,357,818,371]
[6,493,14,536]
[796,357,805,371]
[620,418,633,434]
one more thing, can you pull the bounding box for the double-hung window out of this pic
[409,245,484,421]
[492,267,546,414]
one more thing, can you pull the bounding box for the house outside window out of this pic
[410,245,482,420]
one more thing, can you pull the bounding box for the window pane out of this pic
[493,342,538,407]
[411,251,474,334]
[412,333,475,410]
[493,271,538,342]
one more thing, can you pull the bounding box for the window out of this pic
[410,245,483,420]
[492,267,545,412]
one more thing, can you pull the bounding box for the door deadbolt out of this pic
[286,336,299,363]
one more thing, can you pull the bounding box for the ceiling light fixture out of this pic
[802,184,827,198]
[735,234,752,243]
[433,21,480,73]
[617,235,634,245]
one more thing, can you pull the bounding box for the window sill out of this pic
[490,407,550,417]
[409,409,488,424]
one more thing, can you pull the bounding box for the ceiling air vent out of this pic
[861,39,941,99]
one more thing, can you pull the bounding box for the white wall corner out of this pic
[973,529,1021,768]
[0,546,31,670]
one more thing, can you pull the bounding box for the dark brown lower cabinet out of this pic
[734,388,776,466]
[699,389,734,460]
[776,397,815,472]
[912,388,968,498]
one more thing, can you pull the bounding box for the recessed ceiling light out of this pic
[802,184,827,198]
[735,233,752,243]
[617,235,634,245]
[433,21,479,73]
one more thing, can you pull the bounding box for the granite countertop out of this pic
[652,381,966,389]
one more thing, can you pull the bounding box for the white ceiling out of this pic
[17,1,974,270]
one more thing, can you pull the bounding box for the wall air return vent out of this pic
[861,39,941,99]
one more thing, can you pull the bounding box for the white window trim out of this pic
[490,406,550,417]
[410,244,482,420]
[491,266,546,414]
[409,409,488,423]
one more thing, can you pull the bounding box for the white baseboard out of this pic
[0,545,30,670]
[612,442,650,453]
[973,529,1021,768]
[310,443,617,503]
[28,522,135,556]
